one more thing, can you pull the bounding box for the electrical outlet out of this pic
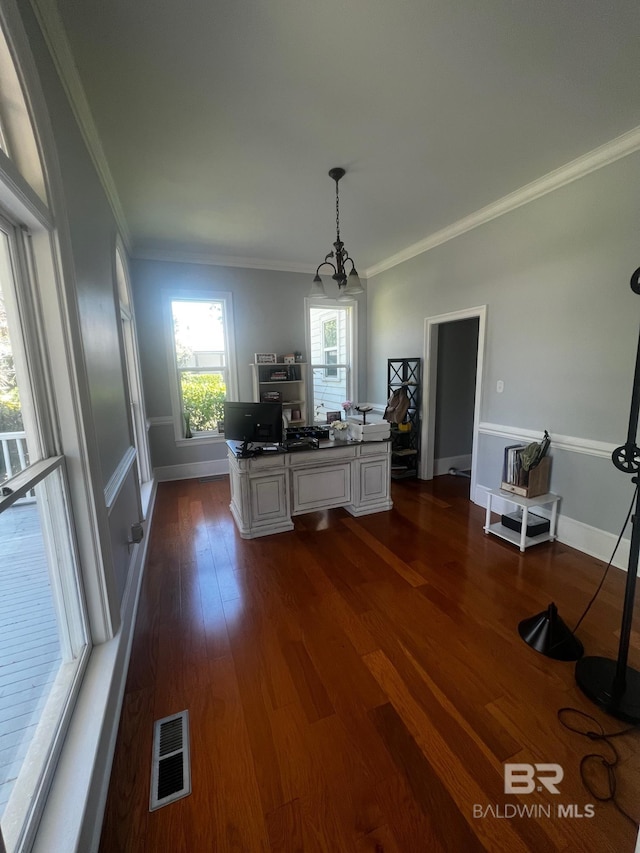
[497,380,504,393]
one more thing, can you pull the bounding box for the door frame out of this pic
[420,305,487,499]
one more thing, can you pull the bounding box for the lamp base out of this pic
[575,656,640,724]
[518,602,584,661]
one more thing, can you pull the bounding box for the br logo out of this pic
[504,763,564,795]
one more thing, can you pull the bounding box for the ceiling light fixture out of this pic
[310,167,364,300]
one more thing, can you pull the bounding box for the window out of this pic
[0,17,96,851]
[307,301,356,423]
[164,291,237,440]
[0,214,89,853]
[115,246,151,492]
[322,318,338,378]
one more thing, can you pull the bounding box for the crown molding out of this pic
[132,246,315,275]
[29,0,132,251]
[365,125,640,279]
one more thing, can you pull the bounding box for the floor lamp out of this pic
[575,265,640,723]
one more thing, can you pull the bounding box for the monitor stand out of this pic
[239,439,253,458]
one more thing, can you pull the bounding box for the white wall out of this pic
[367,150,640,542]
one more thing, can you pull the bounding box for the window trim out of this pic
[305,297,358,416]
[162,289,238,444]
[115,240,151,492]
[0,211,92,853]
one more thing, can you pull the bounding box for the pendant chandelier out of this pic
[310,167,364,300]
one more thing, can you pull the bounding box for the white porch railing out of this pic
[0,431,28,483]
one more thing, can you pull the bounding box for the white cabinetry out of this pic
[228,453,293,538]
[251,362,307,426]
[227,439,393,538]
[351,444,392,514]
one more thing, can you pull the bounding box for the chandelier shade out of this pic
[310,167,364,299]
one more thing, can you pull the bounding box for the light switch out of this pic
[497,380,504,393]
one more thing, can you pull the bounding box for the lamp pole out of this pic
[575,266,640,722]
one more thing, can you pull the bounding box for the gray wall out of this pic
[367,150,640,536]
[18,2,137,609]
[434,317,479,459]
[132,258,367,468]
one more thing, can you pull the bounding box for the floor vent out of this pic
[149,710,191,811]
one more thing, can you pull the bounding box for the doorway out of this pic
[421,306,486,499]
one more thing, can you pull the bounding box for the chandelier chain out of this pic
[335,179,341,243]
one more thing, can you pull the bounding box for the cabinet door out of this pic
[353,455,390,506]
[291,463,351,514]
[250,472,289,524]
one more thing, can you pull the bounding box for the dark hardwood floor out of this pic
[99,475,640,852]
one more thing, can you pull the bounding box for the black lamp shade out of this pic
[518,602,584,661]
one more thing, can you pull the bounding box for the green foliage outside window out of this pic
[180,372,226,433]
[0,295,23,432]
[0,387,22,432]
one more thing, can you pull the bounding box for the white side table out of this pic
[484,489,560,552]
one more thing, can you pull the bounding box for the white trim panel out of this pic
[148,416,174,427]
[103,445,137,515]
[154,458,229,482]
[478,422,617,460]
[134,246,313,275]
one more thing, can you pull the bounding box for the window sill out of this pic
[175,434,226,447]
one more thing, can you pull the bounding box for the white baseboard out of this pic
[474,484,631,571]
[434,454,472,477]
[154,458,229,482]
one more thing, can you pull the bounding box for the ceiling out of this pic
[49,0,640,275]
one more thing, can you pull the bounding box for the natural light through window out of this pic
[307,302,355,424]
[169,296,235,437]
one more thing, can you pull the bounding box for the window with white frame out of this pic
[164,291,237,439]
[115,246,151,491]
[307,301,356,423]
[0,19,93,852]
[0,212,89,853]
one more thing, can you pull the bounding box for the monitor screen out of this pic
[223,401,283,448]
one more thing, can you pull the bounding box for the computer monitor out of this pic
[223,401,283,454]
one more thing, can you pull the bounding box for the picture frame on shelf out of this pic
[282,354,295,364]
[255,352,277,364]
[326,411,341,424]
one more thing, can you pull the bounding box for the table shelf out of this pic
[484,489,560,552]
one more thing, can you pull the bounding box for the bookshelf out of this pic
[387,358,421,480]
[250,362,308,427]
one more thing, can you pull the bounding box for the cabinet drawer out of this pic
[248,453,286,470]
[288,445,356,466]
[359,441,391,457]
